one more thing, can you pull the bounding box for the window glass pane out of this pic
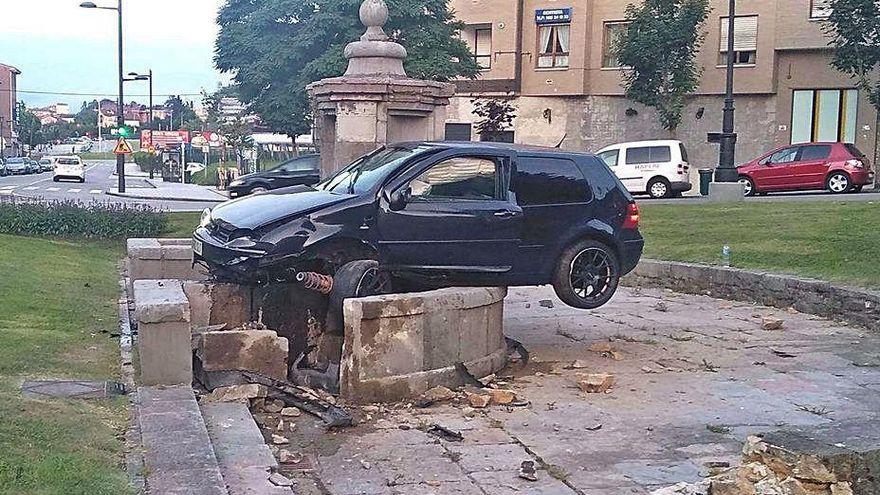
[769,147,799,164]
[539,26,554,54]
[516,157,590,205]
[720,16,758,52]
[475,29,492,56]
[841,89,858,144]
[816,90,841,142]
[799,145,832,160]
[598,150,618,167]
[603,23,628,68]
[678,143,689,163]
[556,25,570,52]
[791,90,814,144]
[648,146,672,163]
[625,147,651,165]
[412,157,498,200]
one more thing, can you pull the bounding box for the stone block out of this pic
[140,322,194,386]
[708,182,746,202]
[183,282,252,330]
[128,238,206,283]
[134,279,190,324]
[196,330,289,382]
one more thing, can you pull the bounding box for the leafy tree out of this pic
[616,0,710,131]
[472,98,516,141]
[825,0,880,111]
[215,0,479,138]
[75,100,99,129]
[161,95,202,131]
[17,105,45,147]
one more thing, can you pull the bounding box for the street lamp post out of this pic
[125,71,153,177]
[715,0,739,183]
[80,0,127,193]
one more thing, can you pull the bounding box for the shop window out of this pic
[719,15,758,66]
[602,21,630,68]
[538,24,570,69]
[790,89,859,144]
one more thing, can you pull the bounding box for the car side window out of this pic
[515,157,591,206]
[410,156,500,201]
[765,147,799,164]
[598,150,619,167]
[799,145,832,161]
[625,146,671,165]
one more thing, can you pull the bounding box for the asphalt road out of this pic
[0,160,219,212]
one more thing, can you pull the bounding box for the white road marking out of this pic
[90,189,102,194]
[46,187,60,192]
[67,188,82,193]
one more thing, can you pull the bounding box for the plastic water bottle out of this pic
[722,245,731,267]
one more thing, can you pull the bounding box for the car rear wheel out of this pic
[647,178,671,199]
[738,176,756,197]
[552,239,620,310]
[826,172,851,194]
[326,260,392,335]
[250,186,269,195]
[851,185,863,193]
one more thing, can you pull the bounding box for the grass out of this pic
[165,212,200,238]
[639,201,880,288]
[0,236,131,495]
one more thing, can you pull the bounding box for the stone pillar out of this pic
[307,0,455,177]
[134,280,193,386]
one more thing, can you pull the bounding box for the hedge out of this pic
[0,198,168,239]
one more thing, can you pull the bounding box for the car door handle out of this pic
[493,210,517,218]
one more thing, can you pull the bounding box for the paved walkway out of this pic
[108,178,228,203]
[268,285,880,495]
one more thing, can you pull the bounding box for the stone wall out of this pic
[339,287,508,404]
[624,260,880,332]
[127,238,206,287]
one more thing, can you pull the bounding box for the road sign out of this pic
[113,138,134,155]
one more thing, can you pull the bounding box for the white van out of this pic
[596,140,692,199]
[53,156,86,183]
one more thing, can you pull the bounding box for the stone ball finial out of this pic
[360,0,389,29]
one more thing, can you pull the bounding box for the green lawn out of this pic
[0,236,130,495]
[640,201,880,288]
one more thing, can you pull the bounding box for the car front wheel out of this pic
[326,260,392,335]
[738,176,756,197]
[826,172,851,194]
[552,239,620,310]
[647,178,671,199]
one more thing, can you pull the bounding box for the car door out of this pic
[597,148,627,188]
[375,150,522,273]
[790,144,832,188]
[751,146,800,190]
[621,146,655,192]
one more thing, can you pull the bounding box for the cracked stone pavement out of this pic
[260,285,880,494]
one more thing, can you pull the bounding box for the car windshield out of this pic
[319,145,436,195]
[7,158,24,164]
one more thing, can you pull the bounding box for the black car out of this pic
[194,142,644,310]
[228,155,321,198]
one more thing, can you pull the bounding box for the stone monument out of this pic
[308,0,455,176]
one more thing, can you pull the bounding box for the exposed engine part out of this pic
[296,271,334,295]
[241,371,353,428]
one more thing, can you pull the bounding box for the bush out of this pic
[132,151,161,174]
[0,197,168,239]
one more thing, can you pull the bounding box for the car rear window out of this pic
[515,156,591,206]
[625,146,671,165]
[799,145,832,161]
[844,143,866,158]
[57,158,81,165]
[678,143,689,163]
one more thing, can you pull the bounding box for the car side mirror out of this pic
[388,187,412,211]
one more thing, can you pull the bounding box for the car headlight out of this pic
[199,208,212,228]
[229,180,244,187]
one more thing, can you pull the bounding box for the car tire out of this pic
[738,176,756,197]
[250,186,269,195]
[552,239,620,310]
[647,178,671,199]
[851,185,863,193]
[326,260,392,335]
[826,172,851,194]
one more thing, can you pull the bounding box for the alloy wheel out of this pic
[738,177,753,196]
[828,173,850,193]
[355,267,392,297]
[569,247,616,303]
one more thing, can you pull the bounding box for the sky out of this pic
[1,0,228,111]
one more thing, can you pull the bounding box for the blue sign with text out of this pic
[535,8,572,25]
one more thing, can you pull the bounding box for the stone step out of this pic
[201,401,293,494]
[138,386,228,495]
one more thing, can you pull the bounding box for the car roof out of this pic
[390,141,596,159]
[56,155,82,160]
[597,140,683,152]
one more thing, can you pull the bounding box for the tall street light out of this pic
[715,0,739,183]
[80,0,127,193]
[127,71,153,129]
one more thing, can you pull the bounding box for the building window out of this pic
[811,0,832,18]
[462,25,492,70]
[602,21,630,68]
[538,24,570,69]
[791,89,859,144]
[719,15,758,66]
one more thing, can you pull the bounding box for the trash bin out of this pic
[699,169,714,196]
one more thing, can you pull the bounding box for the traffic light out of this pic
[117,126,134,138]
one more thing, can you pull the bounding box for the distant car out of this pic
[227,155,321,198]
[5,157,29,175]
[26,158,43,174]
[737,142,874,196]
[596,140,693,199]
[53,156,86,183]
[39,157,58,172]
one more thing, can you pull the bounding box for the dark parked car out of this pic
[738,142,874,196]
[26,158,43,174]
[194,142,644,310]
[228,155,321,198]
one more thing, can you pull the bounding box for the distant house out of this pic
[0,63,21,156]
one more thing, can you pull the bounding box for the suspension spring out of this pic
[296,271,334,295]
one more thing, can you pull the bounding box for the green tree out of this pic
[162,96,202,131]
[472,98,516,141]
[214,0,479,138]
[616,0,710,131]
[17,105,45,147]
[75,100,99,129]
[826,0,880,111]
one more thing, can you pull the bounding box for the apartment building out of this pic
[0,63,21,157]
[447,0,878,169]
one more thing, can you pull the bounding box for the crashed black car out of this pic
[193,142,644,310]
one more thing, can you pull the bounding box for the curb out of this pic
[105,190,226,203]
[623,259,880,331]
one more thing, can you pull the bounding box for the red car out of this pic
[737,142,874,196]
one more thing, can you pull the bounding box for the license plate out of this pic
[192,238,203,257]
